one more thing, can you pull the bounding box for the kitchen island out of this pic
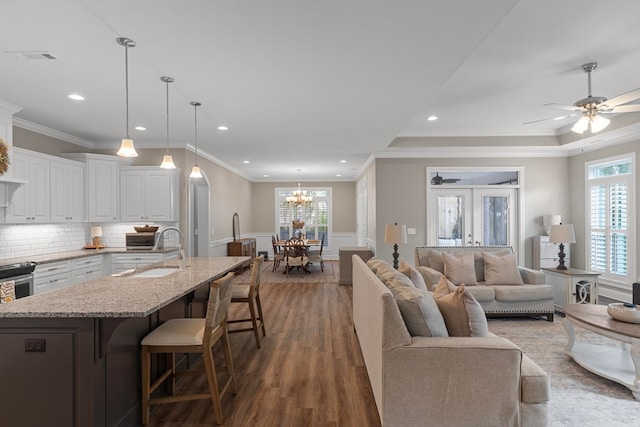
[0,256,249,427]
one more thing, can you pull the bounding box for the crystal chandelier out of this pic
[286,182,313,206]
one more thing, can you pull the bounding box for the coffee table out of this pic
[563,304,640,400]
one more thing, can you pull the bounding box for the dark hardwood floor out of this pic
[148,261,381,426]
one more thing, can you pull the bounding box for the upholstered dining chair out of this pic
[228,255,266,349]
[284,237,309,276]
[140,272,237,425]
[306,233,325,272]
[271,235,285,272]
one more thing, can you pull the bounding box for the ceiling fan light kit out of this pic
[532,61,640,135]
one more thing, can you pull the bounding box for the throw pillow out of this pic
[443,252,478,285]
[483,252,525,285]
[376,264,415,289]
[366,257,388,274]
[398,260,428,292]
[473,249,511,282]
[434,284,489,337]
[394,287,449,337]
[433,275,456,300]
[427,249,445,273]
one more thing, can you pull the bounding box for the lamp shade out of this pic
[384,223,407,244]
[543,214,561,235]
[549,224,575,244]
[117,139,138,157]
[90,226,103,238]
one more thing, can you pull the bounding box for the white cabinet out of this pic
[62,153,132,222]
[71,255,104,284]
[50,159,85,223]
[532,235,570,270]
[120,167,179,222]
[543,268,600,312]
[4,149,50,223]
[34,260,72,294]
[110,251,178,275]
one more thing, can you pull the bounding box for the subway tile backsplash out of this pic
[0,222,179,262]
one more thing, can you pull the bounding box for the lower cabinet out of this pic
[71,255,104,284]
[110,251,177,275]
[34,260,73,294]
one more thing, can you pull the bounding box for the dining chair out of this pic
[284,237,309,276]
[307,233,325,272]
[271,235,285,272]
[228,255,266,349]
[140,272,237,425]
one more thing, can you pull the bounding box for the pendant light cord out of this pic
[124,42,130,139]
[165,79,170,153]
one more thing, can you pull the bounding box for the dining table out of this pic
[275,239,322,274]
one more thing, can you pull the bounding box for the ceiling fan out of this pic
[526,62,640,133]
[431,172,460,185]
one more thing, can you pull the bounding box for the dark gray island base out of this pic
[0,256,249,427]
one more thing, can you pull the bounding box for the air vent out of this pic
[4,51,57,60]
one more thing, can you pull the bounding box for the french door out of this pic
[429,188,517,247]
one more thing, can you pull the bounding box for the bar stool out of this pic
[228,256,266,348]
[140,272,237,425]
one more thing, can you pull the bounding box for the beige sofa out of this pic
[415,246,555,322]
[352,255,550,427]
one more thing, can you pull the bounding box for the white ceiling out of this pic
[1,0,640,181]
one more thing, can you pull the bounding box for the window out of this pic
[275,187,331,247]
[586,154,636,289]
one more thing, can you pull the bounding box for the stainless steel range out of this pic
[0,261,37,299]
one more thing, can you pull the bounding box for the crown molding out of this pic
[13,117,96,148]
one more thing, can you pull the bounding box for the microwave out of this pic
[126,232,163,250]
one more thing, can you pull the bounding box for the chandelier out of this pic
[286,183,313,206]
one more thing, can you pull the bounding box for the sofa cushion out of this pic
[394,287,449,337]
[473,249,511,282]
[493,285,553,302]
[464,284,496,302]
[434,285,489,337]
[443,252,478,285]
[398,260,428,291]
[483,252,525,285]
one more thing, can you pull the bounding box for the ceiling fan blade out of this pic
[603,88,640,107]
[523,113,577,125]
[442,179,460,183]
[544,103,582,111]
[606,104,640,113]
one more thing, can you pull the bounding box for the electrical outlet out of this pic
[407,228,417,235]
[25,338,46,352]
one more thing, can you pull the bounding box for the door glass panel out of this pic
[482,195,508,245]
[437,195,464,246]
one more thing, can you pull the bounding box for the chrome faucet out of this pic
[154,226,186,269]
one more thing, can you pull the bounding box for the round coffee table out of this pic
[563,303,640,400]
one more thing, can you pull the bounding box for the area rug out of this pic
[233,259,339,284]
[488,317,638,426]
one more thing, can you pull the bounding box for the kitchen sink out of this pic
[131,267,181,278]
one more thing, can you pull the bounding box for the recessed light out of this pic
[263,174,269,178]
[134,126,146,131]
[336,174,341,177]
[68,93,84,101]
[217,125,228,131]
[427,115,438,121]
[339,160,347,163]
[243,160,250,164]
[553,116,566,120]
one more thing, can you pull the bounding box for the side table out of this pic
[543,268,600,313]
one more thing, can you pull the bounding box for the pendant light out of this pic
[189,101,203,178]
[116,37,138,157]
[159,76,176,169]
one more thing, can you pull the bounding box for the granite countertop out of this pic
[0,247,180,266]
[0,256,249,319]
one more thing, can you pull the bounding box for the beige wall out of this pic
[369,156,571,267]
[251,181,356,233]
[13,127,86,155]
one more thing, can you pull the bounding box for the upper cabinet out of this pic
[50,158,85,223]
[4,149,51,223]
[120,167,180,222]
[63,153,132,223]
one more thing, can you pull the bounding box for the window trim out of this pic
[585,153,636,291]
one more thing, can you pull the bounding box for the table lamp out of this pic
[384,222,407,269]
[543,214,561,236]
[549,223,575,270]
[91,226,103,248]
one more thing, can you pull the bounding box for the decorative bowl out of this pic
[607,303,640,324]
[134,225,159,233]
